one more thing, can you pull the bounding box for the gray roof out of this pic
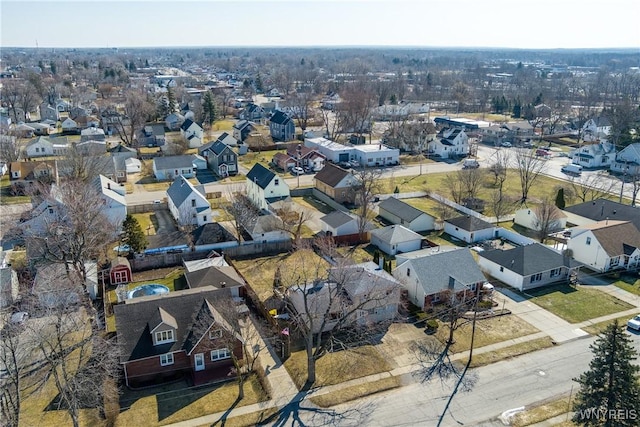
[154,154,196,171]
[330,261,401,297]
[166,175,199,208]
[186,266,245,290]
[479,243,577,276]
[378,197,429,222]
[396,248,486,296]
[191,223,236,246]
[563,198,640,231]
[446,215,495,232]
[370,225,422,244]
[321,210,356,228]
[246,163,276,189]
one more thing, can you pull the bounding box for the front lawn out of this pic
[469,337,556,368]
[0,175,31,205]
[612,276,640,296]
[237,149,285,172]
[284,345,392,389]
[435,314,540,354]
[581,312,640,335]
[310,376,401,408]
[526,284,635,323]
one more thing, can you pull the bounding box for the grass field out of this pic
[469,337,556,368]
[612,276,640,296]
[310,376,401,408]
[526,284,634,323]
[0,175,31,205]
[581,312,640,335]
[511,394,573,427]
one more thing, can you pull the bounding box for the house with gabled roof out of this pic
[39,103,60,122]
[80,127,106,142]
[562,198,640,231]
[180,118,204,148]
[246,163,290,211]
[166,175,212,226]
[314,162,359,204]
[478,243,580,291]
[61,117,78,133]
[239,103,266,123]
[232,120,256,142]
[428,128,469,159]
[565,220,640,272]
[199,140,238,178]
[444,215,498,243]
[185,264,246,298]
[370,225,423,256]
[24,136,69,158]
[572,141,615,169]
[138,123,166,147]
[215,131,238,147]
[269,110,296,142]
[320,210,360,236]
[378,197,436,232]
[165,112,186,131]
[583,116,611,142]
[189,223,237,252]
[610,143,640,176]
[9,160,58,185]
[114,287,244,388]
[393,248,486,310]
[153,154,197,180]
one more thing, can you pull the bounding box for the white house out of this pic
[166,175,212,226]
[93,174,128,229]
[80,127,106,142]
[320,211,360,236]
[25,136,69,158]
[304,137,356,163]
[514,207,567,233]
[444,215,498,243]
[352,143,400,167]
[565,220,640,272]
[572,142,615,168]
[33,262,98,307]
[370,225,423,256]
[153,155,197,180]
[428,128,469,159]
[610,143,640,176]
[242,214,290,243]
[246,163,290,211]
[582,116,611,142]
[478,243,578,292]
[61,117,78,132]
[378,197,436,232]
[180,119,204,148]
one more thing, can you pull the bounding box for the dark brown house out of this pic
[114,287,243,388]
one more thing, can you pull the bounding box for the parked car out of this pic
[536,148,550,157]
[561,164,583,175]
[627,315,640,331]
[462,159,480,169]
[349,160,360,168]
[10,312,29,324]
[500,141,512,147]
[290,166,304,175]
[339,161,352,169]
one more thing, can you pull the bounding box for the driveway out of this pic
[153,209,178,233]
[195,169,218,184]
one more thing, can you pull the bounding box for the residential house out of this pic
[69,106,88,120]
[180,119,204,149]
[215,131,238,147]
[286,261,401,333]
[565,220,640,272]
[92,174,128,227]
[246,163,290,211]
[314,163,359,205]
[352,143,400,167]
[478,243,578,291]
[239,103,266,123]
[76,140,107,156]
[583,116,612,142]
[320,211,361,237]
[370,225,423,256]
[444,215,498,243]
[269,110,296,142]
[61,117,78,133]
[242,214,289,243]
[26,122,52,136]
[185,264,245,298]
[514,207,567,233]
[32,262,98,307]
[165,113,186,131]
[378,197,436,232]
[75,115,100,129]
[321,92,342,110]
[610,143,640,176]
[199,140,237,178]
[24,136,69,158]
[100,108,129,136]
[153,155,197,180]
[189,223,237,252]
[80,127,106,142]
[572,142,616,169]
[562,198,640,231]
[114,287,244,387]
[9,160,58,187]
[138,123,166,147]
[393,248,486,310]
[232,120,256,143]
[428,128,469,159]
[272,152,297,171]
[167,175,212,226]
[110,257,132,285]
[285,145,325,171]
[0,260,20,309]
[304,137,355,163]
[109,143,137,159]
[39,103,60,122]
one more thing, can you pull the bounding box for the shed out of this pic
[110,257,132,285]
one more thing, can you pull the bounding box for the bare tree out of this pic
[532,198,564,243]
[1,79,25,123]
[487,149,510,190]
[285,89,315,137]
[489,189,513,225]
[351,167,384,239]
[568,171,616,203]
[274,201,313,247]
[0,322,33,427]
[444,169,481,206]
[0,130,22,162]
[223,186,258,243]
[110,89,155,146]
[320,108,341,142]
[512,148,547,204]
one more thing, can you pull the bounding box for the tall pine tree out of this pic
[572,320,640,427]
[203,91,216,126]
[555,188,566,209]
[121,215,148,253]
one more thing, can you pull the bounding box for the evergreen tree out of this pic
[373,250,380,265]
[394,185,400,194]
[572,321,640,427]
[49,61,57,75]
[555,188,566,209]
[203,91,216,126]
[121,215,147,253]
[166,86,175,113]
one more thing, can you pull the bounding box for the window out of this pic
[499,266,504,272]
[211,348,231,361]
[203,215,207,222]
[586,237,591,245]
[48,208,54,214]
[160,353,174,366]
[610,257,620,267]
[407,268,411,277]
[274,178,279,186]
[432,293,441,303]
[550,268,561,277]
[191,199,196,207]
[155,330,174,344]
[209,329,222,340]
[530,273,542,283]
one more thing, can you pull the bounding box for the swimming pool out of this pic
[127,284,170,299]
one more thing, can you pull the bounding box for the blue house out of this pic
[269,110,296,142]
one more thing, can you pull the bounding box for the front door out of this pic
[194,353,205,371]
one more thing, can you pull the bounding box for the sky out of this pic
[1,0,639,49]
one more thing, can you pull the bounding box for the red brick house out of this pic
[114,287,244,388]
[109,257,132,285]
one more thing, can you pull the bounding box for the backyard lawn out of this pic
[0,175,31,205]
[526,284,635,323]
[131,212,157,235]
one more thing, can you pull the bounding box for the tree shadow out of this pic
[256,389,376,427]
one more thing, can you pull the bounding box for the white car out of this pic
[627,315,640,331]
[290,166,304,175]
[500,141,512,147]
